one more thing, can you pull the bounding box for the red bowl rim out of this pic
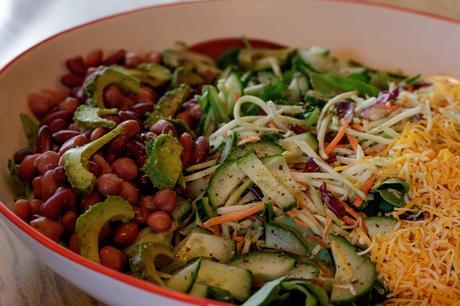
[1,0,459,305]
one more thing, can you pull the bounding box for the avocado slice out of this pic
[157,84,190,118]
[74,105,118,130]
[84,65,141,108]
[162,49,220,75]
[124,227,175,256]
[76,196,134,262]
[129,242,174,285]
[171,67,205,87]
[142,133,183,190]
[131,63,172,87]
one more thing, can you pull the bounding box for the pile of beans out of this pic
[12,49,210,271]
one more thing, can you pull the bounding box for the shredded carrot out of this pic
[233,235,245,242]
[237,136,261,146]
[294,219,309,227]
[204,225,222,236]
[268,121,277,129]
[325,124,348,155]
[350,123,365,131]
[341,200,362,221]
[354,175,377,207]
[346,134,359,153]
[322,216,332,242]
[386,103,401,113]
[341,215,356,226]
[203,202,265,227]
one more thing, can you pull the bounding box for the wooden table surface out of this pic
[0,1,458,305]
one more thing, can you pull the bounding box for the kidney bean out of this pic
[29,199,42,215]
[139,195,156,211]
[99,224,112,241]
[147,211,172,232]
[36,125,52,153]
[144,51,161,64]
[41,89,67,106]
[50,167,66,185]
[52,130,80,144]
[41,170,58,200]
[58,134,87,155]
[48,118,67,133]
[126,141,147,167]
[103,49,126,66]
[113,222,139,247]
[149,119,176,135]
[28,92,51,116]
[90,127,106,141]
[30,217,64,242]
[59,97,79,113]
[133,87,157,104]
[32,176,42,198]
[97,173,123,196]
[42,110,73,126]
[92,154,112,174]
[61,73,84,88]
[153,189,177,213]
[118,110,139,122]
[178,132,193,167]
[41,187,77,219]
[104,115,121,125]
[132,206,149,225]
[175,111,193,127]
[14,148,33,164]
[68,123,80,131]
[99,246,127,271]
[60,211,78,232]
[19,154,39,180]
[111,158,138,181]
[104,85,122,108]
[120,181,139,205]
[108,135,127,155]
[85,49,103,67]
[131,102,153,115]
[119,97,135,111]
[34,151,60,174]
[192,136,209,164]
[66,56,87,76]
[72,86,87,103]
[124,52,142,68]
[88,160,102,177]
[69,233,80,253]
[80,192,102,211]
[189,104,202,121]
[13,199,31,221]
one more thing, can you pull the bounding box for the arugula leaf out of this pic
[20,113,39,149]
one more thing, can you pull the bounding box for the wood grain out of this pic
[0,1,457,306]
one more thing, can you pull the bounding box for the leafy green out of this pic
[20,113,39,149]
[238,48,295,71]
[372,178,409,208]
[7,159,33,200]
[304,107,320,129]
[74,105,118,130]
[217,47,241,69]
[310,73,380,97]
[142,134,183,190]
[63,125,124,193]
[369,71,390,90]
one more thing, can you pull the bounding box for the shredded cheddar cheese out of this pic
[369,78,460,305]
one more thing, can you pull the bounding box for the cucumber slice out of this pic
[167,258,201,293]
[218,130,237,163]
[237,153,296,211]
[329,235,377,304]
[280,132,318,160]
[195,197,215,222]
[228,141,284,161]
[265,223,309,256]
[175,232,236,263]
[264,155,300,194]
[197,259,253,301]
[172,196,192,224]
[189,282,208,298]
[286,264,320,279]
[230,251,296,284]
[220,72,243,115]
[189,282,233,302]
[208,160,246,207]
[364,216,398,239]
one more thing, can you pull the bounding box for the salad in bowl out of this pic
[8,39,460,305]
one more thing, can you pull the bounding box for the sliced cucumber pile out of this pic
[230,251,296,284]
[208,160,246,207]
[228,140,284,160]
[167,258,201,293]
[364,216,398,239]
[329,235,377,304]
[265,223,309,256]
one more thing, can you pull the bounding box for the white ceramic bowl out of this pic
[1,1,460,305]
